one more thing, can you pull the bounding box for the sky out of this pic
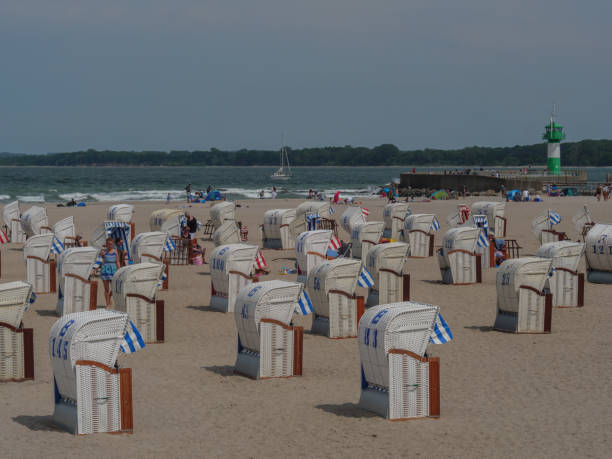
[1,0,610,154]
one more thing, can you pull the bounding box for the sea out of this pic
[0,166,610,203]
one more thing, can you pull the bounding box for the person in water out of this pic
[100,237,120,307]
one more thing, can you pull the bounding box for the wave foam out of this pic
[0,194,10,201]
[17,194,45,202]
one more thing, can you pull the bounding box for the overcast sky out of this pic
[1,1,610,153]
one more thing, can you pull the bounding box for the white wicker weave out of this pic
[49,310,132,435]
[308,258,362,338]
[585,224,612,283]
[210,244,259,313]
[131,231,168,263]
[437,227,481,285]
[234,280,302,379]
[213,221,241,246]
[149,209,184,237]
[340,206,366,236]
[107,204,134,223]
[24,233,55,293]
[537,241,585,307]
[2,201,26,243]
[0,281,34,381]
[21,206,50,237]
[382,203,410,240]
[262,209,296,249]
[295,230,332,283]
[472,201,506,237]
[210,201,236,230]
[350,221,384,261]
[365,242,410,307]
[572,206,592,233]
[53,216,76,245]
[289,201,332,236]
[57,247,99,316]
[358,302,439,420]
[402,214,436,257]
[112,263,164,343]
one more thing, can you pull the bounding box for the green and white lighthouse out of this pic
[542,105,565,175]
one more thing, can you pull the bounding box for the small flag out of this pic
[0,230,8,244]
[430,216,441,231]
[157,270,168,288]
[328,234,341,251]
[549,210,562,226]
[329,206,335,214]
[51,237,65,254]
[477,230,490,248]
[357,266,375,288]
[24,291,37,311]
[295,289,314,315]
[120,321,146,353]
[164,237,177,252]
[429,313,453,344]
[361,207,370,217]
[254,250,267,270]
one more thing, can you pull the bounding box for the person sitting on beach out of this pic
[100,237,120,307]
[494,239,508,267]
[259,190,265,199]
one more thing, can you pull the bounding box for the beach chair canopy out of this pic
[213,221,241,246]
[91,221,132,261]
[365,242,410,281]
[440,227,480,258]
[496,257,552,313]
[446,204,471,228]
[340,207,366,234]
[1,201,20,227]
[107,204,134,223]
[307,258,361,311]
[359,302,439,389]
[57,247,99,282]
[572,206,593,232]
[23,233,54,261]
[149,209,185,237]
[584,224,612,272]
[0,281,33,328]
[234,280,303,353]
[210,202,235,229]
[49,310,130,403]
[404,214,436,234]
[112,263,164,305]
[263,209,296,239]
[210,244,258,293]
[131,231,169,263]
[383,203,410,234]
[351,221,384,253]
[21,206,49,237]
[536,241,584,272]
[296,201,331,220]
[295,230,332,271]
[53,216,76,243]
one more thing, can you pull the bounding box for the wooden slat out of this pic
[544,293,553,333]
[119,368,134,432]
[476,255,482,283]
[156,300,165,342]
[260,318,292,330]
[402,274,410,301]
[356,296,365,325]
[23,328,34,380]
[89,281,98,310]
[428,357,440,418]
[293,326,303,376]
[578,273,585,307]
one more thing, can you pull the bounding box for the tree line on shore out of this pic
[1,139,611,166]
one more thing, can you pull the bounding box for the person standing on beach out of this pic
[596,184,602,201]
[185,212,198,238]
[185,183,192,202]
[100,237,120,307]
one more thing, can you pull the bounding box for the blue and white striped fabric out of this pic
[295,289,314,315]
[549,210,562,226]
[477,230,490,248]
[306,213,320,231]
[157,270,168,288]
[24,291,37,312]
[119,321,146,354]
[430,216,441,231]
[473,214,488,231]
[51,237,65,255]
[429,313,453,344]
[329,206,335,214]
[164,237,177,252]
[357,266,375,288]
[104,222,131,261]
[179,215,187,228]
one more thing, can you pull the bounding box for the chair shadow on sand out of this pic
[196,271,210,276]
[316,403,377,418]
[421,279,445,285]
[202,365,236,377]
[36,309,59,317]
[464,325,494,332]
[13,415,64,433]
[186,305,224,313]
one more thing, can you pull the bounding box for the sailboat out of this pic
[271,140,292,181]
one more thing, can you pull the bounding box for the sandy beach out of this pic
[1,196,611,458]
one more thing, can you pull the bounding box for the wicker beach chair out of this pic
[53,216,78,247]
[2,201,26,243]
[532,210,566,244]
[234,281,304,379]
[437,227,483,285]
[210,244,259,313]
[446,204,471,229]
[261,209,296,249]
[131,231,171,289]
[21,206,51,237]
[572,206,594,241]
[213,221,241,246]
[295,230,332,283]
[402,214,437,257]
[350,221,384,261]
[289,201,332,236]
[50,310,135,434]
[537,241,585,307]
[308,258,363,338]
[24,233,56,293]
[382,203,411,240]
[57,247,99,315]
[149,209,184,237]
[112,263,165,343]
[210,201,236,231]
[365,242,410,307]
[0,281,34,381]
[494,257,553,333]
[358,302,442,420]
[107,204,135,240]
[584,223,612,283]
[340,206,366,239]
[472,201,507,237]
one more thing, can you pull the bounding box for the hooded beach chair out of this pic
[53,216,78,247]
[131,231,172,289]
[584,223,612,283]
[437,227,483,285]
[350,221,384,261]
[50,310,139,435]
[210,244,259,313]
[0,281,35,381]
[532,210,566,244]
[537,241,585,307]
[107,204,135,239]
[112,263,165,343]
[295,230,333,283]
[21,206,51,237]
[91,221,133,263]
[149,209,185,237]
[261,209,296,249]
[446,204,471,229]
[213,221,241,246]
[24,233,56,293]
[234,281,305,379]
[572,206,594,241]
[290,201,332,236]
[382,203,410,240]
[56,247,99,316]
[2,201,26,243]
[308,258,364,338]
[358,302,450,420]
[210,201,236,231]
[340,206,367,239]
[494,257,553,333]
[402,214,437,257]
[471,201,506,237]
[365,242,410,307]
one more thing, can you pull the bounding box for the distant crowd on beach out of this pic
[595,183,612,201]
